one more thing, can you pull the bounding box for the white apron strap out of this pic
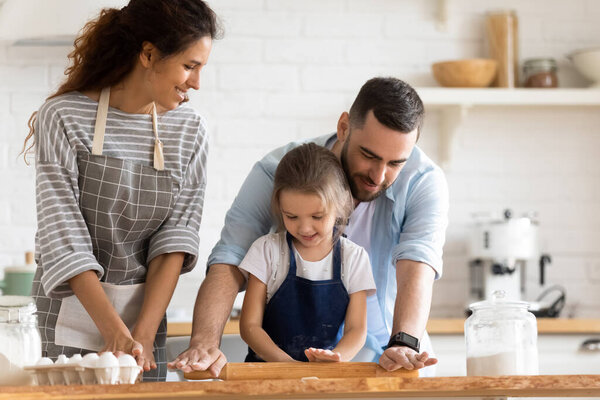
[91,87,165,171]
[91,87,110,156]
[152,103,164,171]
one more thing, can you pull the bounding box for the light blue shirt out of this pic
[208,133,449,340]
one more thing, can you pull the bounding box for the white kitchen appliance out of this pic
[467,209,562,317]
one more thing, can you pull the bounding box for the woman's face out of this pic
[146,36,212,111]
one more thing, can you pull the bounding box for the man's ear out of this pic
[336,112,350,143]
[139,41,156,68]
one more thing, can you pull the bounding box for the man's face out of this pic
[339,110,418,202]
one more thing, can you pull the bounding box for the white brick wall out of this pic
[1,0,599,319]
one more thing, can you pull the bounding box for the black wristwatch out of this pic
[386,331,420,352]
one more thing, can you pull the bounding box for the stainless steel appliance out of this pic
[467,209,564,317]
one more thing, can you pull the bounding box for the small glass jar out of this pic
[465,291,538,376]
[523,58,558,88]
[0,295,42,384]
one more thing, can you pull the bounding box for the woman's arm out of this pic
[68,271,142,356]
[305,290,367,362]
[131,252,185,371]
[240,275,294,362]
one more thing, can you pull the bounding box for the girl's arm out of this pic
[333,290,367,360]
[240,275,295,362]
[306,290,367,362]
[131,252,185,371]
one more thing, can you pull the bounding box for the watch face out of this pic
[401,332,419,347]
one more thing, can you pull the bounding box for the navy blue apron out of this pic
[245,232,350,362]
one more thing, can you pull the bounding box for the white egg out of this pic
[96,352,119,368]
[37,357,53,366]
[117,354,137,367]
[55,354,69,364]
[81,353,100,368]
[68,354,83,364]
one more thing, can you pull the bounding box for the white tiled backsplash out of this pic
[1,0,599,318]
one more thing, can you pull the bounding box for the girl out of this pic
[239,143,376,362]
[22,0,219,381]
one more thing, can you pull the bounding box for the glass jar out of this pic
[523,58,558,88]
[465,291,538,376]
[485,10,519,87]
[0,296,42,385]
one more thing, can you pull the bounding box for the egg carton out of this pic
[23,353,143,385]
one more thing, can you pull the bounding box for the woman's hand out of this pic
[304,347,342,362]
[132,336,157,372]
[100,331,143,359]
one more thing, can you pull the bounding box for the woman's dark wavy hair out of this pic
[21,0,221,163]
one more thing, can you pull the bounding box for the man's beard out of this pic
[340,140,389,203]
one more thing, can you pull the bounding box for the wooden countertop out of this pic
[167,318,600,337]
[2,375,600,399]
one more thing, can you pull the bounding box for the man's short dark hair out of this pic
[348,77,424,135]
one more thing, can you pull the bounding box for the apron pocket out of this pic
[55,282,145,351]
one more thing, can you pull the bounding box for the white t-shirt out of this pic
[238,231,376,303]
[344,202,390,346]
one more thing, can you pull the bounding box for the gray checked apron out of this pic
[44,87,173,381]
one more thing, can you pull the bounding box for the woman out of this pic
[22,0,220,381]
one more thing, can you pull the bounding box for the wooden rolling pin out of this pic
[184,362,419,380]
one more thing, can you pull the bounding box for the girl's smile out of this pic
[278,189,336,261]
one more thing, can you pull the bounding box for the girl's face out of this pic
[279,189,337,252]
[145,36,212,111]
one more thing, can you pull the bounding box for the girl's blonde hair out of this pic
[271,143,353,242]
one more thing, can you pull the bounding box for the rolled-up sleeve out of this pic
[392,167,449,279]
[147,120,209,274]
[207,160,275,270]
[35,104,104,298]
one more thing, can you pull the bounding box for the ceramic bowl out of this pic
[568,47,600,88]
[432,59,498,87]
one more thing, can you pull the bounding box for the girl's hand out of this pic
[133,337,157,372]
[101,331,143,359]
[304,347,342,362]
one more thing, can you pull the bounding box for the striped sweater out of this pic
[32,91,208,299]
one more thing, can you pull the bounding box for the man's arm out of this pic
[379,259,438,371]
[167,264,244,376]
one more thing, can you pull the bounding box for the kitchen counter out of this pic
[167,318,600,337]
[2,375,600,399]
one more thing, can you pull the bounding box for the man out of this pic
[169,77,449,376]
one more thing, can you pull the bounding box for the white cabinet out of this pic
[431,334,600,376]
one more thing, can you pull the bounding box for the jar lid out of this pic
[0,295,36,323]
[468,290,531,312]
[523,58,557,70]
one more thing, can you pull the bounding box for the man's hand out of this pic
[379,346,437,371]
[167,340,228,377]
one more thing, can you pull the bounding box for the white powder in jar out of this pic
[467,349,538,376]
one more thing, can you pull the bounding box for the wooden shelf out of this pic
[417,87,600,107]
[415,88,600,168]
